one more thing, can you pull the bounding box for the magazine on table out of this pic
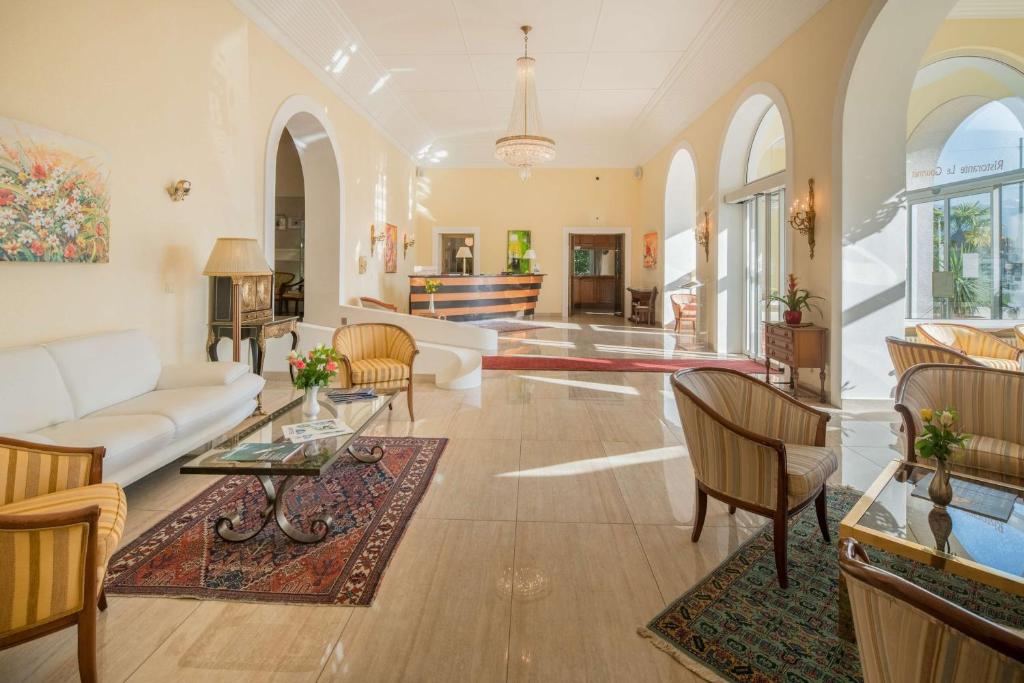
[219,442,304,463]
[283,418,355,443]
[325,388,377,404]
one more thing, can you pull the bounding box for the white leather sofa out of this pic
[0,330,264,486]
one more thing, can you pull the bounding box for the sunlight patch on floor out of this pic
[515,374,640,395]
[499,446,685,478]
[502,338,576,348]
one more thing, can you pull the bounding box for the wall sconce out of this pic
[696,210,710,262]
[167,179,191,201]
[789,178,816,258]
[369,224,385,256]
[403,233,416,259]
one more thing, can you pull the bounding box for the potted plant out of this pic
[768,274,823,325]
[288,344,341,419]
[424,279,441,312]
[915,408,969,508]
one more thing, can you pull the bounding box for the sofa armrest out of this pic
[157,362,250,390]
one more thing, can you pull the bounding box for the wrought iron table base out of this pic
[215,475,333,543]
[347,444,386,463]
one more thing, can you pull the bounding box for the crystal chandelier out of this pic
[495,26,555,180]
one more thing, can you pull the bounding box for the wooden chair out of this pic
[916,323,1021,371]
[278,277,304,317]
[895,363,1024,485]
[670,292,697,334]
[359,296,398,312]
[628,286,658,326]
[885,336,982,379]
[0,438,127,683]
[332,323,419,420]
[839,538,1024,681]
[671,368,835,587]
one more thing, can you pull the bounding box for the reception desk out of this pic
[408,274,545,321]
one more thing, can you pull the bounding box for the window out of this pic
[746,105,785,183]
[743,188,786,357]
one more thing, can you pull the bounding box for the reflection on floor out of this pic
[0,314,903,682]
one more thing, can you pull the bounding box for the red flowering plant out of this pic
[767,273,823,323]
[288,344,341,389]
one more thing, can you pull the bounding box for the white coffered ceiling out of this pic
[236,0,835,168]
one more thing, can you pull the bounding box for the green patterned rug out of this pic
[640,486,1024,682]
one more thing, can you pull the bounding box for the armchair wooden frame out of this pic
[0,438,108,683]
[672,368,831,588]
[839,538,1024,664]
[332,323,420,421]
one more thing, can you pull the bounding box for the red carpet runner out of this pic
[482,355,773,374]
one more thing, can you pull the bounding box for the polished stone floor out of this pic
[0,315,902,682]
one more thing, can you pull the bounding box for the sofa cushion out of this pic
[93,373,264,436]
[0,432,56,446]
[953,436,1024,484]
[0,346,75,434]
[44,330,162,418]
[35,415,176,467]
[157,361,249,390]
[786,444,838,507]
[350,358,410,384]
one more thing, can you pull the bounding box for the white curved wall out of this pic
[663,147,698,324]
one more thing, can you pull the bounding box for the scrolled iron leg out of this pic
[347,443,386,464]
[216,475,276,542]
[274,476,333,543]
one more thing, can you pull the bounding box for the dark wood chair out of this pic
[671,368,835,587]
[628,286,658,326]
[670,292,697,334]
[839,539,1024,681]
[277,275,304,317]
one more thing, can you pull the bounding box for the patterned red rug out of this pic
[105,436,446,606]
[482,355,775,374]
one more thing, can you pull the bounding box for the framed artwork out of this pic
[507,229,531,274]
[643,232,658,269]
[0,117,110,262]
[384,222,398,273]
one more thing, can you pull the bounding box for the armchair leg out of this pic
[406,381,415,422]
[77,612,98,683]
[773,512,789,589]
[98,588,107,612]
[728,505,736,515]
[814,488,831,544]
[691,486,707,542]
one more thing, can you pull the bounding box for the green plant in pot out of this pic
[767,274,823,325]
[915,408,969,508]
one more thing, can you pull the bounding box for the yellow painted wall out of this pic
[0,0,416,360]
[415,168,642,315]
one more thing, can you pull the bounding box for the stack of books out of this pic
[326,388,377,404]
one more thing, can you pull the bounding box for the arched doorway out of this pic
[263,96,344,328]
[717,85,793,355]
[662,147,698,328]
[273,130,305,318]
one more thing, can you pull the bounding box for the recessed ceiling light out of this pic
[369,73,391,94]
[331,54,350,74]
[433,150,448,159]
[349,44,358,53]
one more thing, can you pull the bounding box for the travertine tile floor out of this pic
[0,315,902,682]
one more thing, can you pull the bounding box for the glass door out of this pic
[743,188,786,358]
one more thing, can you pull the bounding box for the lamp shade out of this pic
[456,246,473,259]
[523,249,537,259]
[203,238,270,277]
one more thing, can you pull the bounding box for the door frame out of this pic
[562,227,632,319]
[430,227,481,274]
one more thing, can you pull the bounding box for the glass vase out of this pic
[429,293,436,312]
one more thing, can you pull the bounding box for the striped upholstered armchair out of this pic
[0,437,127,683]
[332,323,419,420]
[895,364,1024,485]
[671,368,836,588]
[916,323,1022,371]
[840,539,1023,681]
[885,336,983,379]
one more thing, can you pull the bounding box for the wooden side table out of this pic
[207,315,300,412]
[764,322,827,402]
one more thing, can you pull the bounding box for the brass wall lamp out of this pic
[167,179,191,201]
[369,224,385,256]
[403,233,416,258]
[696,210,710,262]
[789,178,816,258]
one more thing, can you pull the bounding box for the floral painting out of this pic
[0,117,110,263]
[384,223,398,273]
[643,231,657,269]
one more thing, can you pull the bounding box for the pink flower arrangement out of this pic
[288,344,341,389]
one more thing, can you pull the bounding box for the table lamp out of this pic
[203,237,271,362]
[523,248,538,273]
[456,245,472,275]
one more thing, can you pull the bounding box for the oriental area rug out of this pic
[105,436,447,606]
[640,486,1024,682]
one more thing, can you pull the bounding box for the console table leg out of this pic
[288,330,299,383]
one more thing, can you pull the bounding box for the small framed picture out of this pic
[275,215,287,230]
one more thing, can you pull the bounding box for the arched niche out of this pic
[663,145,698,326]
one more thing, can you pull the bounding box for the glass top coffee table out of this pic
[840,459,1024,596]
[180,390,397,543]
